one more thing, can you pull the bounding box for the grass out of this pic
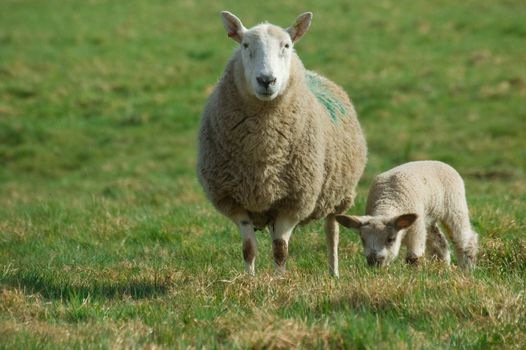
[1,0,525,348]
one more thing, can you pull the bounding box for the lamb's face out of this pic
[240,25,292,101]
[357,218,403,267]
[220,11,312,101]
[336,214,418,267]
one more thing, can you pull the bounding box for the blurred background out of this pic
[1,1,524,202]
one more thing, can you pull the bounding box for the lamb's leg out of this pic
[269,214,297,274]
[443,216,478,270]
[325,214,339,277]
[404,219,427,265]
[426,223,451,265]
[233,213,257,275]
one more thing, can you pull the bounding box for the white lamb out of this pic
[197,12,367,276]
[336,161,478,269]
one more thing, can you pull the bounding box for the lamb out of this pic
[336,161,478,269]
[197,11,367,276]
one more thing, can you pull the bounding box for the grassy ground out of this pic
[1,0,525,348]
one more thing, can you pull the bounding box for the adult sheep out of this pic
[197,11,367,276]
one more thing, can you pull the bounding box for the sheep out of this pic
[197,11,367,276]
[336,161,478,270]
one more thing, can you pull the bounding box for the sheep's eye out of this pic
[284,43,290,49]
[386,236,396,245]
[243,43,248,49]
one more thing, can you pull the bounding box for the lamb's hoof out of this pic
[459,260,476,271]
[405,255,421,265]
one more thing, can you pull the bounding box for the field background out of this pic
[1,0,525,348]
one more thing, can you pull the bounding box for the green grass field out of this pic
[1,0,525,348]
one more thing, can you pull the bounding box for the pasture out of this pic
[1,0,525,348]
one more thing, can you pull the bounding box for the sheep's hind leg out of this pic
[325,214,339,277]
[269,214,297,275]
[426,223,451,265]
[233,213,257,275]
[443,217,478,270]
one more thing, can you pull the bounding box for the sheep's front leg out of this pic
[233,213,257,275]
[325,214,339,277]
[404,219,427,265]
[269,215,297,274]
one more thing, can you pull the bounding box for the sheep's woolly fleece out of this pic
[197,50,367,228]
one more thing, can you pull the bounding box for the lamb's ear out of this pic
[220,11,247,43]
[287,12,313,43]
[335,215,365,230]
[392,214,418,230]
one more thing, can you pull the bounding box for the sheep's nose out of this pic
[367,255,385,267]
[257,75,277,89]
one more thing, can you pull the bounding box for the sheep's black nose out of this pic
[257,75,276,89]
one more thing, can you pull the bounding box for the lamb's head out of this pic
[336,214,418,267]
[221,11,312,101]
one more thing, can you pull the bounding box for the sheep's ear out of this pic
[287,12,313,43]
[220,11,247,43]
[392,214,418,230]
[335,215,365,230]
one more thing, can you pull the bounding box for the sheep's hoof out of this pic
[329,269,340,278]
[274,264,286,275]
[272,239,287,268]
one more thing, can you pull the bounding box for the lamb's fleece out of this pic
[366,161,469,218]
[197,50,366,228]
[366,160,478,267]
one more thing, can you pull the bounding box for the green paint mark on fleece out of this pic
[305,71,347,122]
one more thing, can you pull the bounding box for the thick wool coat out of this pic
[197,50,367,228]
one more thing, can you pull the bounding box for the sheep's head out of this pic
[336,214,418,267]
[221,11,312,101]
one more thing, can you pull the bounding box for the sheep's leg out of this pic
[269,215,297,274]
[426,224,451,265]
[325,214,339,277]
[404,219,427,265]
[233,213,257,275]
[443,217,478,270]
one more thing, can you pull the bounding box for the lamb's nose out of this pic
[367,255,385,267]
[257,75,277,89]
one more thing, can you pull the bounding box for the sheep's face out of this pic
[336,214,418,267]
[239,25,293,101]
[221,11,312,101]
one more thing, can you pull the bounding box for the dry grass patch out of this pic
[215,311,332,350]
[0,288,47,321]
[0,317,156,349]
[479,238,526,272]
